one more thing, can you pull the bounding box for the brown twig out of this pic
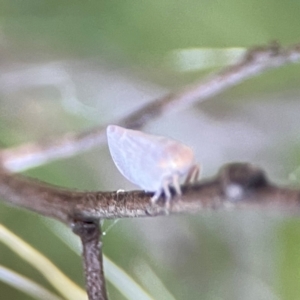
[0,163,300,225]
[1,42,299,172]
[72,220,107,300]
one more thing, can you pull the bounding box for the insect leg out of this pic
[151,177,172,205]
[172,173,182,196]
[151,175,180,208]
[162,179,172,210]
[151,188,163,204]
[162,179,172,200]
[184,164,200,184]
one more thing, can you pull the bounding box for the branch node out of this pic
[218,163,268,202]
[72,219,100,242]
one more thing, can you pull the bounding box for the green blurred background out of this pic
[0,1,300,299]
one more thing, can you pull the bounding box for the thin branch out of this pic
[1,42,299,172]
[72,220,107,300]
[0,163,300,225]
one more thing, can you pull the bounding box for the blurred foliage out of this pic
[0,1,300,300]
[1,1,300,74]
[278,219,300,300]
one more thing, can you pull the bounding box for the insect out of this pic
[106,125,199,205]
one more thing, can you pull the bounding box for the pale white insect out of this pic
[107,125,199,204]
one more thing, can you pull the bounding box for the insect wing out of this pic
[107,126,167,190]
